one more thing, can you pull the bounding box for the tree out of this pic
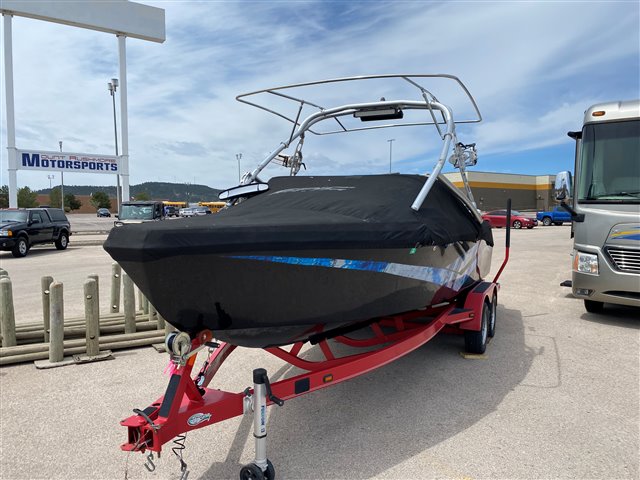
[135,191,151,201]
[17,187,38,208]
[0,185,8,208]
[49,187,62,208]
[90,191,111,210]
[64,194,82,211]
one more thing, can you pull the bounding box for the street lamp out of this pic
[108,78,121,214]
[236,153,242,183]
[47,174,55,189]
[59,141,64,211]
[387,139,395,173]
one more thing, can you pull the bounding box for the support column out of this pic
[118,34,130,202]
[3,14,18,208]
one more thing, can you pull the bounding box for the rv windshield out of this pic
[577,119,640,203]
[119,204,155,220]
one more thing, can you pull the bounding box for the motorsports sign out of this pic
[17,150,120,174]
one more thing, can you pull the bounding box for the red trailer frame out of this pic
[121,202,511,480]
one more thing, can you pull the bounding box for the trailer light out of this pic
[592,110,606,117]
[573,250,599,275]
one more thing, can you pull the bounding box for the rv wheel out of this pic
[584,300,604,314]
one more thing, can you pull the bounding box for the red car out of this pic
[482,210,537,229]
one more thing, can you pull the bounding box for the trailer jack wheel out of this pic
[240,460,275,480]
[464,301,489,354]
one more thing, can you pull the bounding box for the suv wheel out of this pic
[12,237,29,257]
[55,232,69,250]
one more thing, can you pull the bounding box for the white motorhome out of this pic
[557,100,640,313]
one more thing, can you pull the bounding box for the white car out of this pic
[179,207,195,217]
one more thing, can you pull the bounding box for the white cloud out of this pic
[1,1,638,192]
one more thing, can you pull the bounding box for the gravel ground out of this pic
[0,225,638,480]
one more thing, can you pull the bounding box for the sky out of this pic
[1,0,639,192]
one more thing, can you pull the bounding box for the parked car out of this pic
[97,208,111,217]
[115,201,165,226]
[193,206,211,216]
[482,210,537,229]
[179,207,195,217]
[164,206,178,217]
[0,208,71,257]
[536,206,572,226]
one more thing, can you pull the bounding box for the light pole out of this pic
[108,78,121,214]
[47,174,55,189]
[59,141,64,211]
[236,153,242,183]
[387,139,395,173]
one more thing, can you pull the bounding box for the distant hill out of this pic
[36,182,222,202]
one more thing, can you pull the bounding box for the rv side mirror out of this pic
[554,171,572,201]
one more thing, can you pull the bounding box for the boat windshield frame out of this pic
[235,74,483,211]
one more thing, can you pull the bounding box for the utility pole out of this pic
[387,139,395,173]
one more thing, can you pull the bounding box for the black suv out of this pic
[0,208,71,257]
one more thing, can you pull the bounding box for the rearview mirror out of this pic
[554,171,572,201]
[219,182,269,201]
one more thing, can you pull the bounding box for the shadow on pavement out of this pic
[198,305,533,479]
[580,304,640,330]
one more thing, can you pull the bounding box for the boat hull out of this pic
[117,242,491,347]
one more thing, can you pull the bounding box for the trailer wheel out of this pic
[584,300,604,314]
[464,301,489,354]
[488,293,497,338]
[240,460,275,480]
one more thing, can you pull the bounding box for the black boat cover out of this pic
[104,175,493,261]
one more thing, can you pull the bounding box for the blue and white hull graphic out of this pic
[116,240,492,348]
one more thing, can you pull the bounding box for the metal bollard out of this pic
[41,276,54,342]
[0,277,17,347]
[110,263,121,313]
[84,279,100,357]
[49,282,64,363]
[123,273,136,334]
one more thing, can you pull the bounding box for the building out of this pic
[443,171,556,212]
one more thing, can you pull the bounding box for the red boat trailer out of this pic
[121,206,511,480]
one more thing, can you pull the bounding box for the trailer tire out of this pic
[542,217,552,226]
[584,300,604,314]
[488,293,497,338]
[464,301,489,354]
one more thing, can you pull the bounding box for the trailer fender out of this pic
[457,281,497,331]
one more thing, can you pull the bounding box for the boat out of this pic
[104,74,494,348]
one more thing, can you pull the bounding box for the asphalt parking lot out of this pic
[0,224,638,480]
